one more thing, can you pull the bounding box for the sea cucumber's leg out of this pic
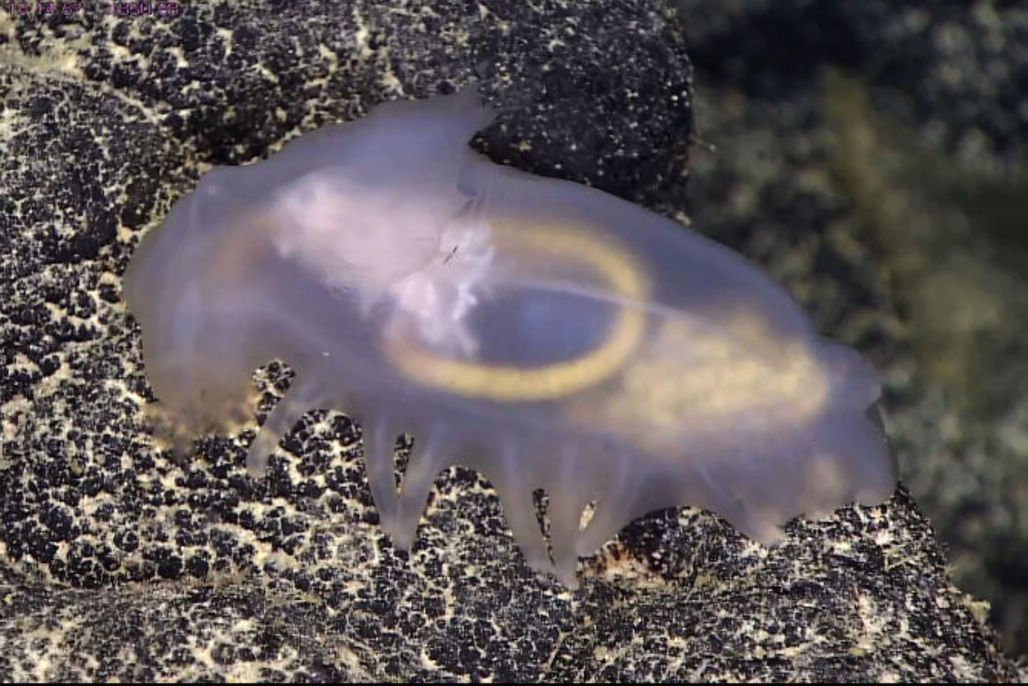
[246,377,322,478]
[363,416,401,533]
[491,442,554,580]
[392,428,450,550]
[576,485,637,559]
[547,446,590,589]
[575,457,631,558]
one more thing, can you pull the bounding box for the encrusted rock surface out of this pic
[0,0,1018,680]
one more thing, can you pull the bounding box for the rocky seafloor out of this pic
[1,0,1023,680]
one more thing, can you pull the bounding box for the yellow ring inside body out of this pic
[381,218,650,402]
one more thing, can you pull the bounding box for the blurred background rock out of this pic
[672,0,1028,659]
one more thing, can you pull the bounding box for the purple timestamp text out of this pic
[2,1,182,17]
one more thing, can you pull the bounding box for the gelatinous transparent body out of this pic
[123,92,896,587]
